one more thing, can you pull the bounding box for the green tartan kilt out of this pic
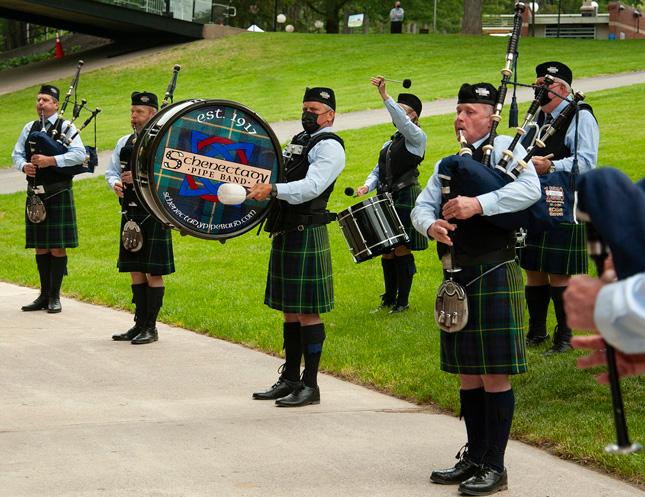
[392,185,428,252]
[25,188,78,249]
[265,225,334,314]
[519,222,588,275]
[117,206,175,276]
[440,259,528,376]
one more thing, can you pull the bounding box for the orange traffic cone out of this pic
[54,31,64,58]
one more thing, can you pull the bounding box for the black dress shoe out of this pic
[542,340,571,356]
[430,454,479,485]
[21,294,49,312]
[131,326,158,344]
[275,383,320,407]
[458,465,507,496]
[252,377,300,400]
[370,300,395,313]
[388,304,409,314]
[112,325,144,341]
[525,333,549,347]
[47,297,62,314]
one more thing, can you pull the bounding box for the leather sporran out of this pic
[435,280,469,332]
[26,194,46,224]
[122,220,143,252]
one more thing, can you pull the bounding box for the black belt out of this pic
[453,246,516,268]
[28,180,73,195]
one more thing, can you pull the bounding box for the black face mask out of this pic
[301,111,321,134]
[534,86,552,107]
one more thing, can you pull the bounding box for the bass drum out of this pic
[132,99,284,240]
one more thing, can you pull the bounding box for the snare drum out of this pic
[337,193,409,263]
[132,99,284,240]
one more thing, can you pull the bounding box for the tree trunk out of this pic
[6,20,28,50]
[462,0,483,35]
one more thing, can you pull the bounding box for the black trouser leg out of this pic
[484,389,515,473]
[282,321,302,382]
[525,284,550,339]
[47,255,67,313]
[460,387,487,465]
[381,257,397,305]
[132,286,164,344]
[550,286,572,344]
[394,253,416,307]
[301,323,326,388]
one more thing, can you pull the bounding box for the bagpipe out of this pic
[27,60,101,177]
[439,1,588,236]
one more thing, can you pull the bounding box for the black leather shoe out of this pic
[131,326,158,344]
[542,340,571,356]
[252,377,300,400]
[458,465,507,496]
[47,297,62,314]
[21,294,49,312]
[526,333,549,347]
[370,300,395,313]
[275,383,320,407]
[112,325,144,341]
[430,454,479,485]
[388,304,409,314]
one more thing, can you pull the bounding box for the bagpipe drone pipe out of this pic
[26,60,101,177]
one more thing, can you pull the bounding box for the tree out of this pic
[304,0,352,33]
[462,0,483,35]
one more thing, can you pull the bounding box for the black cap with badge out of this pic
[303,87,336,111]
[535,61,573,86]
[397,93,422,117]
[38,84,60,101]
[131,91,159,110]
[457,83,498,107]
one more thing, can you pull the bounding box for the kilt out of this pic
[440,259,527,376]
[392,185,428,252]
[265,225,334,314]
[519,222,588,275]
[117,206,174,275]
[25,187,78,249]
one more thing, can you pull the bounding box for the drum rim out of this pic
[132,98,284,240]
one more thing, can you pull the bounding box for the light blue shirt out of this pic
[411,134,541,239]
[105,134,131,190]
[12,114,85,172]
[536,99,599,174]
[363,96,427,193]
[595,272,645,354]
[276,126,346,204]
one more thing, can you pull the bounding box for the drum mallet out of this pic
[383,78,412,89]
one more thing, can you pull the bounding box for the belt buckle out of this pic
[31,185,45,195]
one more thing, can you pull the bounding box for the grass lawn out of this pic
[1,33,645,485]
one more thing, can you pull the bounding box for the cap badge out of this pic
[475,87,490,97]
[319,91,330,100]
[547,66,559,74]
[140,95,150,102]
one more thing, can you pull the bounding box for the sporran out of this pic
[122,219,144,252]
[26,194,46,224]
[435,280,469,333]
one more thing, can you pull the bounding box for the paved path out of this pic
[1,282,643,497]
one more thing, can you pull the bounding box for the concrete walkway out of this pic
[1,281,643,497]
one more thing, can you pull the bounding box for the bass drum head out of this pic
[132,99,284,240]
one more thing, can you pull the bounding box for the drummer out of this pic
[105,91,175,345]
[356,76,428,314]
[246,87,345,407]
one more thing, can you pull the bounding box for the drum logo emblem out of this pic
[544,186,564,218]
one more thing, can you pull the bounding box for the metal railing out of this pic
[93,0,221,24]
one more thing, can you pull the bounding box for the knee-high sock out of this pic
[282,322,302,382]
[145,286,165,329]
[460,387,487,464]
[35,253,52,297]
[381,258,397,304]
[394,253,416,307]
[485,389,515,472]
[550,286,572,343]
[131,283,148,326]
[525,284,550,338]
[49,255,67,299]
[301,323,326,388]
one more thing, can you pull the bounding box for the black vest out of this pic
[26,119,69,186]
[119,133,139,207]
[377,132,423,193]
[437,139,516,259]
[266,131,344,233]
[522,103,595,161]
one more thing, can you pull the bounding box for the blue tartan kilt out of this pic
[25,187,78,249]
[520,222,588,275]
[265,225,334,314]
[117,206,175,276]
[392,185,428,252]
[440,259,528,376]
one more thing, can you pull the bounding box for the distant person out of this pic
[356,76,427,314]
[390,1,404,33]
[105,91,174,345]
[520,61,599,355]
[247,87,345,407]
[12,84,86,314]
